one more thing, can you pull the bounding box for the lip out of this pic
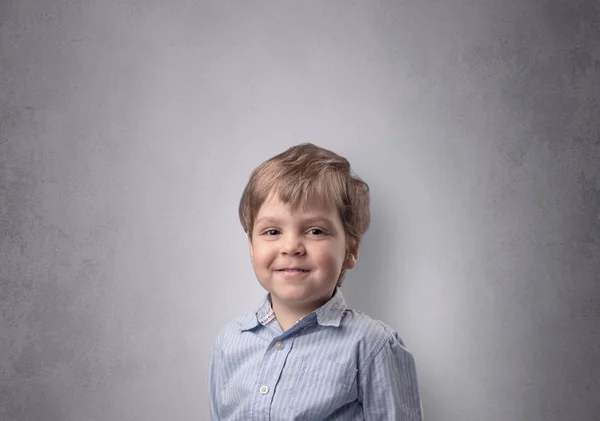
[276,268,311,278]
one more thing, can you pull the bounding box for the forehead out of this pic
[255,192,339,221]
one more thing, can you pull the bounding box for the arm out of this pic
[208,344,222,421]
[359,333,423,421]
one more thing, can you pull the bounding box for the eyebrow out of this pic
[254,216,335,227]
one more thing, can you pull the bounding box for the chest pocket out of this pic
[286,356,358,419]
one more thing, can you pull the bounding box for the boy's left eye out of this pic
[307,228,325,235]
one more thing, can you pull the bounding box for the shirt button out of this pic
[259,385,269,395]
[275,341,284,350]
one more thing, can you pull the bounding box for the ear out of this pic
[344,245,359,270]
[247,235,254,260]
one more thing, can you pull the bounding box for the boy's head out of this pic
[239,143,370,288]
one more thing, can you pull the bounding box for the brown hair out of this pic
[238,143,370,284]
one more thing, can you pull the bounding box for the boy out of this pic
[209,144,422,420]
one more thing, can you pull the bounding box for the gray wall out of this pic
[1,0,598,420]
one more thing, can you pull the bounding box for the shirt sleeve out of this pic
[208,343,222,421]
[359,332,423,421]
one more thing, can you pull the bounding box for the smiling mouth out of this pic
[278,269,310,272]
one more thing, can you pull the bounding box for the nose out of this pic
[281,233,305,256]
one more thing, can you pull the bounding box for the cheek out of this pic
[313,246,345,268]
[252,245,277,266]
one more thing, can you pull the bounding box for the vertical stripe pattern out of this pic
[209,289,423,421]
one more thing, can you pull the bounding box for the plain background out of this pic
[1,0,599,420]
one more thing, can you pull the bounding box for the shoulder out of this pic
[341,309,403,342]
[341,309,411,360]
[213,311,258,349]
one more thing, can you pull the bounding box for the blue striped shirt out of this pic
[208,288,423,420]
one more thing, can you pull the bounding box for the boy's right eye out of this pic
[263,229,281,236]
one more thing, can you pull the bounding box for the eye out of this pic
[307,228,326,236]
[263,229,281,236]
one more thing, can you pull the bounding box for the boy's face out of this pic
[248,193,357,315]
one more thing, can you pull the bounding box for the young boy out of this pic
[209,144,422,420]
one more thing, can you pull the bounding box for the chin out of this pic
[277,287,331,304]
[270,286,313,301]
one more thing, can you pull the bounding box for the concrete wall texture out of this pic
[1,0,599,420]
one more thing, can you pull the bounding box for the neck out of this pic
[274,312,304,332]
[271,301,314,331]
[270,290,336,331]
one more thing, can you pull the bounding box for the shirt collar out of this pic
[238,288,347,331]
[314,288,347,327]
